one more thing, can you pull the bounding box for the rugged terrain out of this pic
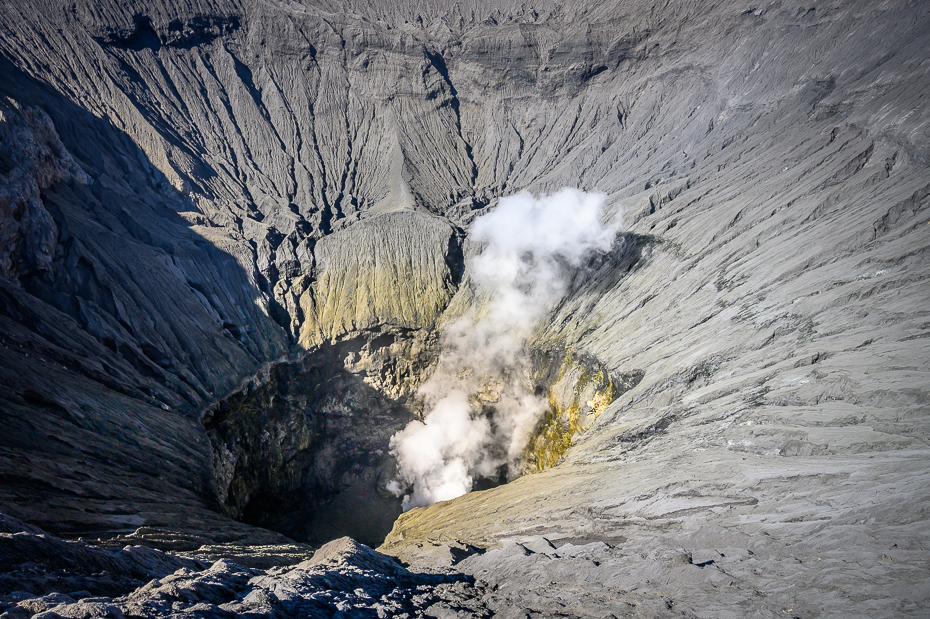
[1,0,929,616]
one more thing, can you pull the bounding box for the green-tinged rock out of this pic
[298,211,462,346]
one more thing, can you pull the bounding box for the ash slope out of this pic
[0,0,929,616]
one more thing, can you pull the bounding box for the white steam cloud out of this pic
[388,188,620,510]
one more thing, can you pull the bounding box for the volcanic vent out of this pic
[202,193,647,546]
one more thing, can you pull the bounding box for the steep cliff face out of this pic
[1,0,929,615]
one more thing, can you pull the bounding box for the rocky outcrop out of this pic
[0,518,490,618]
[0,101,89,281]
[297,211,463,346]
[0,513,207,602]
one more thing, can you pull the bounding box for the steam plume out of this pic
[388,188,619,510]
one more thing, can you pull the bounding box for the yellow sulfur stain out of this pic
[524,358,618,474]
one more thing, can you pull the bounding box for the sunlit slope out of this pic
[376,3,930,616]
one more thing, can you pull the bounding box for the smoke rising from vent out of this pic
[388,188,620,510]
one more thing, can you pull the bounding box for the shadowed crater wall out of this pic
[203,328,436,547]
